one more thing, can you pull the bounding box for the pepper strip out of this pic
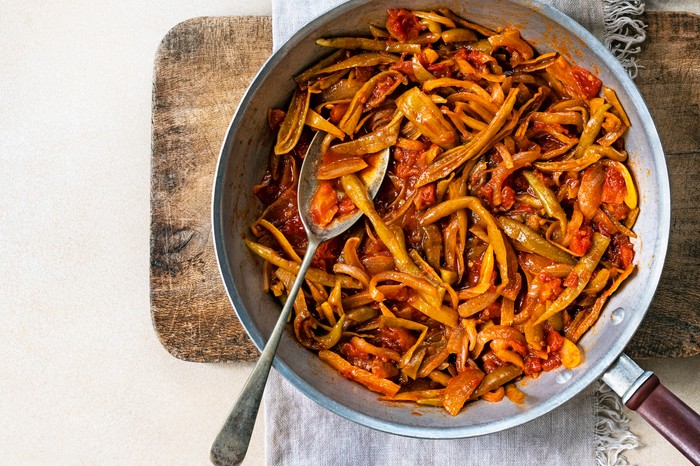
[274,88,311,155]
[566,265,634,342]
[316,37,421,54]
[535,232,611,324]
[318,350,400,396]
[304,109,345,140]
[442,368,485,415]
[245,239,362,289]
[407,294,459,328]
[317,52,400,74]
[254,219,302,263]
[395,87,458,149]
[603,86,631,127]
[460,244,494,298]
[408,249,459,309]
[369,270,438,302]
[571,102,611,159]
[523,171,568,236]
[314,314,346,348]
[338,70,404,136]
[330,111,402,156]
[534,145,604,172]
[295,49,345,86]
[421,196,509,291]
[422,78,492,101]
[498,217,577,265]
[341,174,423,277]
[415,88,519,187]
[375,316,429,369]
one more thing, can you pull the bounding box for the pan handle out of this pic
[603,354,700,466]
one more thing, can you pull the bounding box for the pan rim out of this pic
[212,0,671,438]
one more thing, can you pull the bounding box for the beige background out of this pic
[0,0,697,464]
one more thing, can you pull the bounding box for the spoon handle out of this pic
[210,238,320,466]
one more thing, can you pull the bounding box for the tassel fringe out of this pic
[594,381,640,465]
[602,0,647,78]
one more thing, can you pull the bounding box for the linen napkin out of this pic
[266,2,646,464]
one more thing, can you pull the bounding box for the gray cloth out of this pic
[266,2,644,464]
[267,370,595,466]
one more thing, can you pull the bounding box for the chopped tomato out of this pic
[310,181,339,227]
[292,129,312,160]
[337,197,357,216]
[259,188,306,248]
[601,165,627,205]
[337,341,369,360]
[542,352,562,371]
[386,8,422,42]
[414,183,436,210]
[604,202,630,221]
[370,360,399,379]
[279,212,306,249]
[374,327,417,353]
[389,60,417,81]
[609,233,635,269]
[252,170,280,206]
[571,65,602,99]
[563,272,579,288]
[393,147,422,178]
[365,74,400,109]
[482,351,506,374]
[311,237,341,271]
[477,183,495,207]
[592,209,617,237]
[336,341,374,372]
[544,324,564,352]
[427,61,453,78]
[538,273,564,302]
[523,353,543,375]
[570,225,593,256]
[454,49,493,71]
[500,185,516,210]
[535,134,565,153]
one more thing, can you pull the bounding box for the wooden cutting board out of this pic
[150,12,700,363]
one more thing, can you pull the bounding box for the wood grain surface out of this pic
[150,12,699,363]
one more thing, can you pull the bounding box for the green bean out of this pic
[572,103,611,159]
[535,232,610,324]
[498,217,577,265]
[523,171,568,235]
[470,364,523,399]
[316,37,421,54]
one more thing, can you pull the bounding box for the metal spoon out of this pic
[210,132,390,466]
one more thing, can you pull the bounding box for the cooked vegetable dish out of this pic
[247,8,638,415]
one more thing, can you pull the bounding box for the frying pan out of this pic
[212,0,700,462]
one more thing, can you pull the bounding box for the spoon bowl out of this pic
[210,132,389,466]
[298,132,391,239]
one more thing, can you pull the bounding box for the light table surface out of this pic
[0,1,697,464]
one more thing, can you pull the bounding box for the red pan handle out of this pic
[625,374,700,465]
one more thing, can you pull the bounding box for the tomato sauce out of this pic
[571,65,602,99]
[601,165,627,205]
[386,9,422,42]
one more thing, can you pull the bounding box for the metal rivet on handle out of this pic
[556,369,573,384]
[611,307,625,325]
